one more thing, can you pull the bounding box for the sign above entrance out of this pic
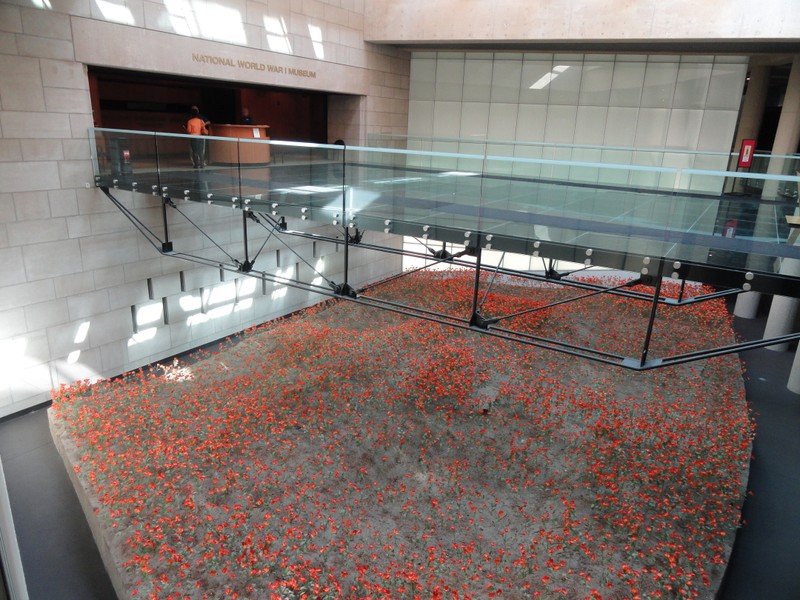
[191,53,317,79]
[72,17,368,95]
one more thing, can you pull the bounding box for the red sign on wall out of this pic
[738,139,756,168]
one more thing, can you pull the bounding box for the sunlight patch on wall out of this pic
[207,303,234,320]
[94,0,135,25]
[312,258,325,286]
[73,321,90,344]
[205,282,236,307]
[128,327,157,347]
[163,0,247,42]
[264,16,292,54]
[273,266,294,286]
[136,303,163,328]
[179,294,202,312]
[196,2,246,44]
[309,24,324,59]
[164,0,200,36]
[187,313,210,326]
[234,297,253,312]
[237,277,258,298]
[54,358,103,385]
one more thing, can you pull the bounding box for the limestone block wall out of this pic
[364,0,800,44]
[0,0,409,418]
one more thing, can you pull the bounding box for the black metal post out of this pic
[241,210,251,271]
[161,196,173,253]
[469,235,484,326]
[639,258,665,366]
[342,143,350,289]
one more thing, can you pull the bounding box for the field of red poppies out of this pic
[50,269,754,600]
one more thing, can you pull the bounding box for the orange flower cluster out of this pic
[51,269,753,599]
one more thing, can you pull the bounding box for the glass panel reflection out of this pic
[90,128,800,287]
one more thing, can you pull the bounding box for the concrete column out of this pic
[733,63,779,318]
[763,55,800,355]
[763,54,800,198]
[788,348,800,393]
[734,291,761,318]
[764,295,800,351]
[764,249,800,351]
[728,64,770,193]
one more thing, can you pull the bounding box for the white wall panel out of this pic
[574,106,608,145]
[706,62,749,110]
[666,109,704,149]
[459,102,490,140]
[548,59,582,105]
[544,105,578,143]
[604,107,639,146]
[432,101,463,138]
[579,61,614,106]
[488,104,519,141]
[673,62,713,109]
[410,57,436,101]
[609,60,646,107]
[698,110,740,151]
[515,105,548,141]
[635,108,670,148]
[490,58,522,104]
[641,61,679,108]
[435,56,465,102]
[519,59,554,104]
[463,58,493,102]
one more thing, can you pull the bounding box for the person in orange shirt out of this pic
[185,106,209,168]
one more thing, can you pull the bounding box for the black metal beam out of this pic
[98,182,800,372]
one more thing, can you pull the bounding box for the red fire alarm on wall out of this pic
[738,139,755,168]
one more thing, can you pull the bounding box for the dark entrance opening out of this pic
[88,67,328,143]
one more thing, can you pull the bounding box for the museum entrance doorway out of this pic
[88,67,330,143]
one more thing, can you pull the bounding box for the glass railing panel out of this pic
[597,149,633,186]
[345,146,486,233]
[159,133,244,202]
[510,145,543,178]
[216,139,272,213]
[91,128,158,188]
[629,151,664,190]
[261,141,344,223]
[681,169,800,269]
[685,155,730,194]
[90,128,800,284]
[568,148,602,184]
[540,146,572,180]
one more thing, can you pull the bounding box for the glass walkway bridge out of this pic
[91,128,800,369]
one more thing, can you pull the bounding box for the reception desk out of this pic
[208,124,271,165]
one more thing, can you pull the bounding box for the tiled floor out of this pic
[1,309,799,599]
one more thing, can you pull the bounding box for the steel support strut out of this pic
[331,141,357,298]
[238,210,253,272]
[469,235,497,329]
[161,195,173,253]
[639,258,665,367]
